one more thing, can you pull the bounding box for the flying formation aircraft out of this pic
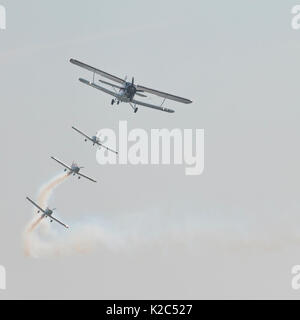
[70,58,193,113]
[72,126,118,155]
[26,197,69,229]
[26,59,192,231]
[51,157,97,183]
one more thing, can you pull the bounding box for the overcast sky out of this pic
[1,0,300,299]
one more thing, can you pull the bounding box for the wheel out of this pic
[111,99,115,105]
[117,101,120,105]
[134,108,138,113]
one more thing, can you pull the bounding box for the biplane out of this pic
[70,58,193,113]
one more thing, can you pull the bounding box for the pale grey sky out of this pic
[1,0,300,299]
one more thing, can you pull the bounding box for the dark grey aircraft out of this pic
[72,126,118,155]
[51,157,97,183]
[70,58,193,113]
[26,197,69,229]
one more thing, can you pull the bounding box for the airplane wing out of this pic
[135,92,147,98]
[79,78,121,99]
[26,197,45,214]
[95,141,118,155]
[70,59,125,85]
[71,126,93,142]
[49,215,69,229]
[99,79,124,90]
[77,172,97,183]
[136,85,192,104]
[51,157,72,171]
[72,126,118,154]
[131,99,175,113]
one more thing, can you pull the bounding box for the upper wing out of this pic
[49,215,69,229]
[70,59,125,85]
[132,99,175,113]
[96,141,118,155]
[51,157,72,170]
[79,78,120,99]
[26,197,45,213]
[136,85,192,104]
[72,126,93,142]
[77,172,97,183]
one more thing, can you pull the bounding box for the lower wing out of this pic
[96,142,118,155]
[49,215,69,229]
[71,126,92,142]
[131,99,175,113]
[51,157,72,171]
[77,172,97,183]
[26,197,45,213]
[79,78,120,99]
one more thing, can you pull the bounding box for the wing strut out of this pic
[160,98,166,107]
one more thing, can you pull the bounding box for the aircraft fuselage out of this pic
[119,82,137,102]
[70,165,80,174]
[91,136,99,144]
[44,208,53,216]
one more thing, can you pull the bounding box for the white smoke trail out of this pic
[23,176,300,258]
[24,201,300,258]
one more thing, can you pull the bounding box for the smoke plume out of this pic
[23,173,300,259]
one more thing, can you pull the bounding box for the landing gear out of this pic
[111,99,120,106]
[129,103,138,113]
